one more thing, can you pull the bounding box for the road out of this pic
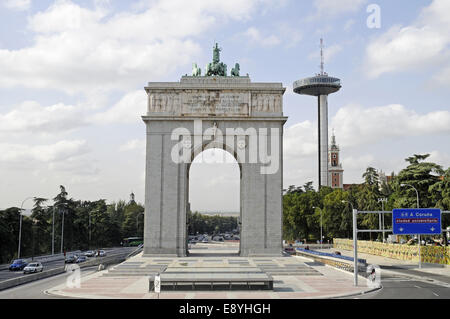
[0,247,136,282]
[344,273,450,299]
[0,266,99,299]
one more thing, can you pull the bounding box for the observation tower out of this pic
[293,39,342,189]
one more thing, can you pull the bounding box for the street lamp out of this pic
[400,184,419,208]
[341,200,354,211]
[18,197,35,258]
[378,198,388,242]
[60,207,65,254]
[52,206,55,255]
[136,212,144,236]
[89,211,92,250]
[313,206,323,249]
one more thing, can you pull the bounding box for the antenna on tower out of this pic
[320,38,324,75]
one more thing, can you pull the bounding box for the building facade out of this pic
[328,131,344,189]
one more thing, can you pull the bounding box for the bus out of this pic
[122,237,143,247]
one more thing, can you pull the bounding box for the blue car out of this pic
[9,259,28,271]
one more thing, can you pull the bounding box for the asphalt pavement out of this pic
[0,266,99,299]
[0,247,136,282]
[351,275,450,299]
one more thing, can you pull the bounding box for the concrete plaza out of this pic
[47,243,377,299]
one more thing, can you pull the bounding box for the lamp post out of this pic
[52,206,55,255]
[313,206,323,249]
[378,198,387,242]
[60,206,66,254]
[400,183,421,268]
[89,211,92,250]
[136,212,144,237]
[341,200,354,237]
[342,200,358,286]
[400,184,419,209]
[18,197,35,259]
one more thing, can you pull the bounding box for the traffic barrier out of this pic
[0,267,65,291]
[0,250,82,271]
[334,238,450,265]
[296,248,366,264]
[0,253,127,291]
[295,249,366,274]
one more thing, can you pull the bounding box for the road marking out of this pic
[432,292,439,297]
[414,285,422,289]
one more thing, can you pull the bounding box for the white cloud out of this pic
[365,0,450,79]
[119,139,145,152]
[331,104,450,147]
[0,0,274,94]
[309,43,342,64]
[0,101,87,134]
[2,0,31,11]
[284,121,317,159]
[0,140,89,163]
[90,90,147,124]
[242,27,281,47]
[312,0,367,17]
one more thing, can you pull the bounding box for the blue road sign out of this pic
[393,208,441,235]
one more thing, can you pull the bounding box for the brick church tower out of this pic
[328,130,343,188]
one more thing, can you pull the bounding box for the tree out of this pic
[30,198,50,255]
[394,154,444,208]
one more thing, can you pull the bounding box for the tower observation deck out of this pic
[293,39,342,189]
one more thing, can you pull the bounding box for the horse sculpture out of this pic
[192,63,201,76]
[231,63,240,76]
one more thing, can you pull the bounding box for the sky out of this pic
[0,0,449,212]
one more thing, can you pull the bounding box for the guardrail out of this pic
[0,252,128,291]
[295,248,367,274]
[126,245,143,259]
[0,267,66,291]
[0,250,82,271]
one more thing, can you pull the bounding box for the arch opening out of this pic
[187,148,241,256]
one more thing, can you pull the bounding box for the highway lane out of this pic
[347,274,450,299]
[0,247,136,282]
[0,266,99,299]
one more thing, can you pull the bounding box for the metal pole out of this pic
[52,207,55,255]
[419,234,421,269]
[401,184,421,268]
[320,209,323,250]
[89,212,91,250]
[18,213,23,258]
[382,201,385,242]
[353,208,358,286]
[60,209,65,254]
[18,197,33,258]
[414,187,421,268]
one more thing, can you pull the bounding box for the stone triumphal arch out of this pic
[142,46,287,257]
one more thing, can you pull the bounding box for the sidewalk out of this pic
[318,248,450,285]
[46,253,378,299]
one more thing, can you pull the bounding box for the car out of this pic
[23,262,43,274]
[76,256,87,263]
[9,259,28,271]
[202,238,209,243]
[84,251,95,257]
[95,250,106,257]
[284,245,296,255]
[65,255,78,264]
